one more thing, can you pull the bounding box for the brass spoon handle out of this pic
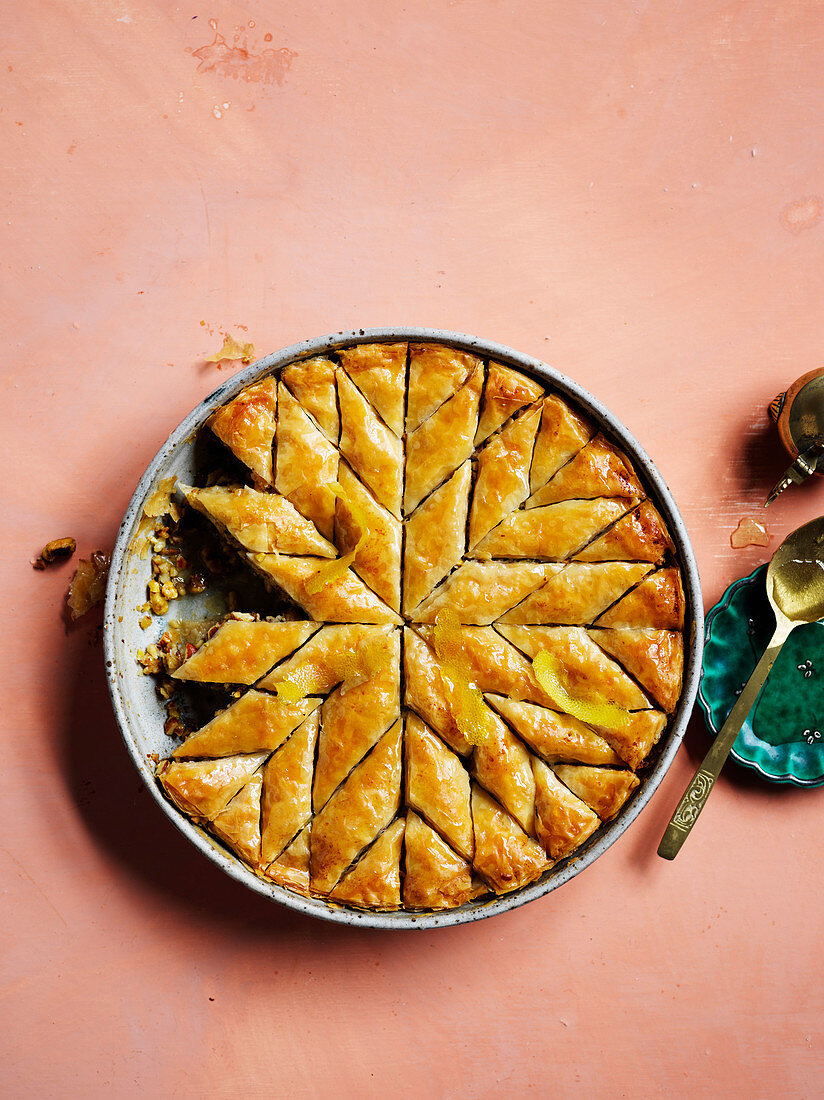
[658,621,792,860]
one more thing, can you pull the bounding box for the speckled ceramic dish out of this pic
[699,564,824,788]
[103,327,704,928]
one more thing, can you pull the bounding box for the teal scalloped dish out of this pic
[699,564,824,787]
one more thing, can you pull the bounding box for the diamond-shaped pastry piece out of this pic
[338,343,407,436]
[470,707,536,835]
[172,620,321,685]
[406,343,483,432]
[404,628,473,756]
[335,463,402,612]
[247,552,402,624]
[574,500,673,564]
[530,395,594,494]
[403,811,473,910]
[310,720,402,894]
[281,356,339,442]
[468,405,542,549]
[527,434,644,508]
[405,713,473,860]
[532,758,600,861]
[212,769,264,868]
[266,824,311,894]
[258,624,396,696]
[595,568,685,630]
[475,363,544,446]
[172,692,320,758]
[403,460,471,614]
[181,484,336,557]
[470,498,634,561]
[486,695,622,766]
[496,562,654,625]
[590,628,684,713]
[208,376,277,487]
[552,764,640,821]
[158,753,269,820]
[328,818,405,910]
[260,711,319,864]
[275,384,339,539]
[337,368,403,517]
[412,561,553,625]
[404,366,484,514]
[470,785,549,895]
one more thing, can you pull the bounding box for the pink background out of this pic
[3,2,824,1095]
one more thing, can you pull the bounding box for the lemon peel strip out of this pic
[532,651,631,731]
[305,482,369,595]
[432,610,497,747]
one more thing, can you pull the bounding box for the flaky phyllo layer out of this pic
[156,342,686,911]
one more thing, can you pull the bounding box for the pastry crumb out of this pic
[66,551,110,619]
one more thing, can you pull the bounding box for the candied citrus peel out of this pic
[206,334,256,365]
[432,610,497,746]
[305,482,369,595]
[274,637,385,703]
[532,651,631,731]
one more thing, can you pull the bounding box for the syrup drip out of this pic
[730,516,770,549]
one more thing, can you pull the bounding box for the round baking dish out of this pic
[103,327,703,929]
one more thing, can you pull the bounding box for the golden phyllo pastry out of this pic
[154,341,687,913]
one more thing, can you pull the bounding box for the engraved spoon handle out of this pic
[658,620,793,860]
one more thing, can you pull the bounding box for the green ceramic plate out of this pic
[699,564,824,787]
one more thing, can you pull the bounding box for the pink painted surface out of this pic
[2,2,823,1095]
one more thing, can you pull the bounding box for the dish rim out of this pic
[103,326,704,929]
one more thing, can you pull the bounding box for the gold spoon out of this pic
[659,516,824,860]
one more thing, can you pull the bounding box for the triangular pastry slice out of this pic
[313,630,400,810]
[258,624,395,695]
[172,620,320,685]
[310,720,403,894]
[337,342,407,435]
[475,363,544,445]
[157,753,268,820]
[553,764,639,821]
[471,498,633,560]
[335,463,402,612]
[470,785,549,895]
[468,405,542,548]
[266,824,311,895]
[471,708,536,835]
[532,758,600,860]
[411,561,552,625]
[497,562,654,625]
[275,384,339,539]
[208,377,277,487]
[403,460,471,614]
[260,711,319,864]
[328,818,405,910]
[406,343,483,431]
[404,366,484,514]
[247,552,402,624]
[590,628,684,713]
[403,811,473,910]
[530,395,594,493]
[527,434,644,508]
[281,356,339,441]
[595,568,685,630]
[405,713,473,860]
[337,368,403,517]
[211,769,263,868]
[172,692,319,758]
[404,628,474,756]
[494,625,651,710]
[180,484,336,557]
[574,500,673,564]
[486,695,622,766]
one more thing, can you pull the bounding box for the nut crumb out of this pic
[33,536,77,570]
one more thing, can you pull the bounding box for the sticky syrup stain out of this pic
[781,197,823,235]
[192,19,296,86]
[730,516,770,549]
